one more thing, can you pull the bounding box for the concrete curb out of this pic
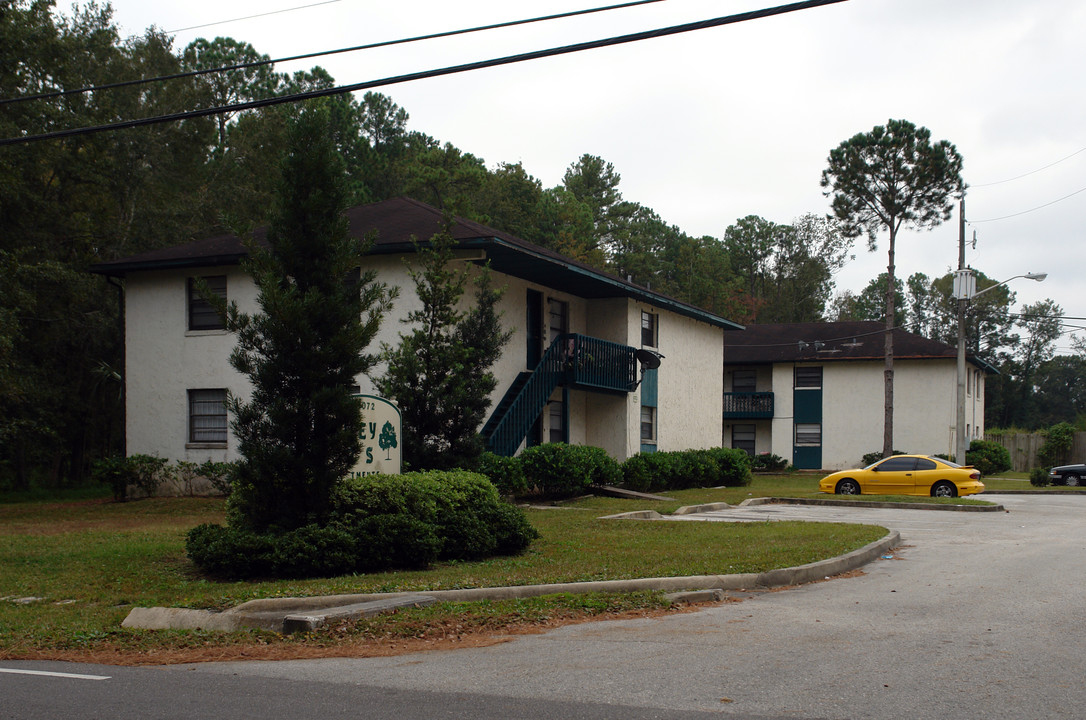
[735,496,1005,512]
[122,529,901,634]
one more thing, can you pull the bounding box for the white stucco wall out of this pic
[754,359,988,470]
[653,308,724,454]
[123,257,726,465]
[124,268,255,464]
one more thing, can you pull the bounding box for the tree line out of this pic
[1,1,1078,488]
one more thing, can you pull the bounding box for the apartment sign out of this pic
[350,394,401,477]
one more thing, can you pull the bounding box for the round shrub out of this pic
[750,452,788,472]
[673,450,721,488]
[486,502,538,556]
[519,443,621,498]
[1029,467,1050,487]
[474,451,527,496]
[965,440,1011,476]
[187,470,537,579]
[620,452,679,493]
[348,513,441,571]
[185,523,276,578]
[332,470,538,563]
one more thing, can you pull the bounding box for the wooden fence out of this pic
[983,432,1086,472]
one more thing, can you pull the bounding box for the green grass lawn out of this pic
[0,476,893,662]
[7,469,1051,663]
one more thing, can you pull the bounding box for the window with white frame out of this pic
[188,276,227,331]
[188,389,227,445]
[640,405,656,441]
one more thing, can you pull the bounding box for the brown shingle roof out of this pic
[724,321,995,372]
[91,197,743,331]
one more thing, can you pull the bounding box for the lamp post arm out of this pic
[971,273,1047,301]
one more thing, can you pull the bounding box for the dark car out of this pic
[1048,464,1086,486]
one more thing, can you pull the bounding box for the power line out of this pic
[0,0,849,147]
[165,0,344,33]
[971,145,1086,188]
[1,0,665,107]
[968,185,1086,223]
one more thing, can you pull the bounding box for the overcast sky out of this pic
[58,0,1086,350]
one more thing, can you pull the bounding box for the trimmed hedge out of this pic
[622,448,752,493]
[186,470,537,579]
[474,451,528,496]
[518,443,622,498]
[472,444,754,498]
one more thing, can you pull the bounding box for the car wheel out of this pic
[836,479,861,495]
[931,481,957,498]
[1066,474,1081,487]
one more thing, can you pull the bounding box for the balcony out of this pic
[560,334,638,395]
[723,391,774,419]
[484,334,638,457]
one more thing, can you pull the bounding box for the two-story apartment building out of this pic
[92,197,743,466]
[722,321,994,470]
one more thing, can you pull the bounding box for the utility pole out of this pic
[955,198,969,464]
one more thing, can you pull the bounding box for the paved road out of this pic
[6,494,1085,719]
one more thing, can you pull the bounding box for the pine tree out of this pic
[223,104,394,532]
[376,229,511,470]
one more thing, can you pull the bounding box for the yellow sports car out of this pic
[819,455,984,498]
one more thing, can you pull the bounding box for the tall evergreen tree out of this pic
[821,119,964,456]
[376,229,512,471]
[223,104,394,532]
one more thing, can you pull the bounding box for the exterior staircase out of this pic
[483,333,638,457]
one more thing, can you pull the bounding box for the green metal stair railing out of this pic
[484,333,637,457]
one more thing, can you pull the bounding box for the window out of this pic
[967,367,972,395]
[874,456,916,472]
[732,424,756,455]
[547,298,568,343]
[188,389,227,445]
[915,458,937,471]
[188,276,227,331]
[732,370,756,393]
[794,366,822,389]
[641,311,657,348]
[640,406,656,441]
[548,399,565,443]
[795,423,821,446]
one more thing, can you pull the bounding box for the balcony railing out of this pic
[562,334,638,394]
[723,391,774,419]
[485,333,637,457]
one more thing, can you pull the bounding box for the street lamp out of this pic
[954,270,1047,463]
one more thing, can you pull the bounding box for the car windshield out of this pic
[933,456,962,468]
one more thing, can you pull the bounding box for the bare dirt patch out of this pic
[8,600,733,667]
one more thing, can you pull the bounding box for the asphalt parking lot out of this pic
[165,493,1086,720]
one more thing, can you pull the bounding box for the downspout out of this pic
[107,276,126,457]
